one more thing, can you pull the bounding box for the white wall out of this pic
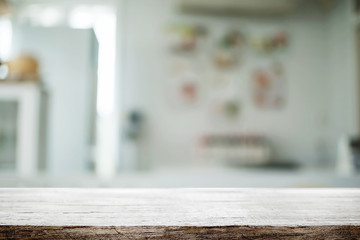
[326,0,359,162]
[122,0,357,169]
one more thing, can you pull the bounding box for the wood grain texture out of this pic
[0,188,360,239]
[1,225,360,240]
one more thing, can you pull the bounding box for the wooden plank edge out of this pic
[1,225,360,239]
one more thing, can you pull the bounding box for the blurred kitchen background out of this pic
[0,0,360,187]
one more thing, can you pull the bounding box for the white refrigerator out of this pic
[13,26,98,175]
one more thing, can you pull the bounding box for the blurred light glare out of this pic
[0,17,12,61]
[94,13,116,118]
[38,7,62,27]
[68,5,116,118]
[68,6,94,29]
[21,5,63,27]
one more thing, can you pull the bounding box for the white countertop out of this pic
[1,167,359,188]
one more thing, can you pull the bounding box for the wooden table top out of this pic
[1,188,360,239]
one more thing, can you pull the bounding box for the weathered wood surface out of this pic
[0,188,360,239]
